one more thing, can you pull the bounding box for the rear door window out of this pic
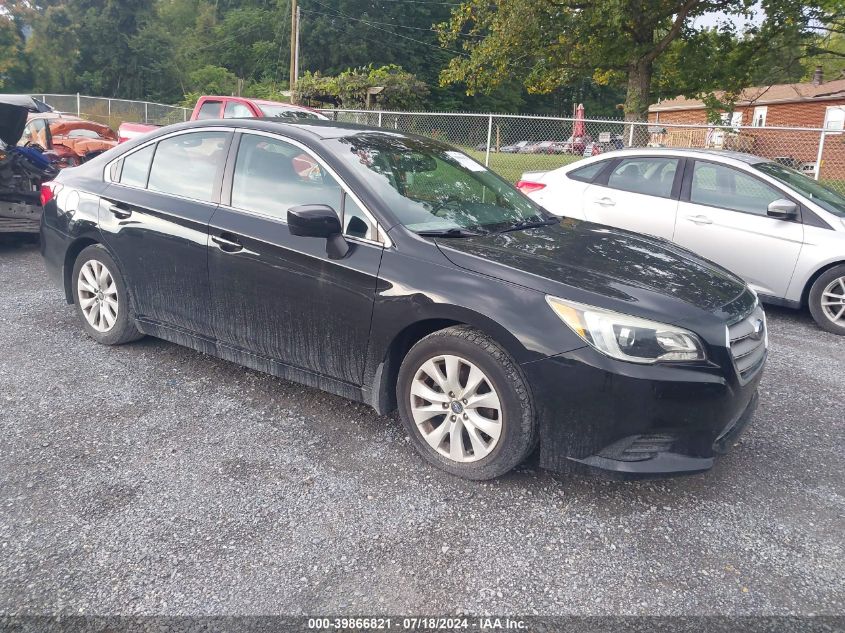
[606,157,679,198]
[195,101,222,120]
[147,131,229,202]
[568,160,608,183]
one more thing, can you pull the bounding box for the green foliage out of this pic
[438,0,843,119]
[0,15,24,89]
[297,65,428,110]
[188,65,239,96]
[10,0,840,118]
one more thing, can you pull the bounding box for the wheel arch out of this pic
[801,259,845,307]
[63,237,101,304]
[367,308,530,415]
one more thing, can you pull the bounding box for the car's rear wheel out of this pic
[396,326,537,480]
[808,265,845,335]
[72,244,143,345]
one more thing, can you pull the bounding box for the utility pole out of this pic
[294,6,301,88]
[289,0,298,103]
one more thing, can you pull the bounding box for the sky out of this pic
[695,4,765,30]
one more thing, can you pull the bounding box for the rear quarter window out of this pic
[119,144,155,188]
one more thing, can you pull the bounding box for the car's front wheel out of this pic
[72,244,143,345]
[396,326,537,480]
[808,265,845,335]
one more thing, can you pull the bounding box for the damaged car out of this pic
[41,119,766,481]
[21,112,118,168]
[0,95,57,234]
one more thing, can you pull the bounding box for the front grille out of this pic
[597,433,677,462]
[727,304,768,383]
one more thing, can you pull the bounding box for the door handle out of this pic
[211,233,244,253]
[686,214,713,225]
[594,197,616,207]
[108,204,132,220]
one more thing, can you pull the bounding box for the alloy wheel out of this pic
[821,276,845,325]
[409,354,502,463]
[77,259,118,332]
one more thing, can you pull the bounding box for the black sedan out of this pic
[39,119,766,480]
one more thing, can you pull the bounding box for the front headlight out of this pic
[546,296,706,364]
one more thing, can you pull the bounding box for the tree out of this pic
[297,65,428,109]
[438,0,843,120]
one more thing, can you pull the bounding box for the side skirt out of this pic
[758,294,801,309]
[135,318,365,404]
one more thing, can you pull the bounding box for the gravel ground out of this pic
[0,241,843,617]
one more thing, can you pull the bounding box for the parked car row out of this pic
[497,138,590,155]
[8,91,845,484]
[518,148,845,335]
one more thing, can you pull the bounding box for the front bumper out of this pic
[522,346,764,478]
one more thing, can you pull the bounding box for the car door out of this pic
[208,131,385,385]
[581,155,682,239]
[100,129,232,337]
[673,159,804,298]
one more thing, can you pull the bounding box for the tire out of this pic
[71,244,143,345]
[808,264,845,335]
[396,326,537,480]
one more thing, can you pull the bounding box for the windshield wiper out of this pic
[415,228,482,238]
[494,217,560,234]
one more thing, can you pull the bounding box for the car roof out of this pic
[154,117,413,142]
[591,147,769,165]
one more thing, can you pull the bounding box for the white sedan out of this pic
[517,148,845,334]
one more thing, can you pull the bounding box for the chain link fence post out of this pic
[485,115,493,167]
[76,93,81,117]
[815,129,826,181]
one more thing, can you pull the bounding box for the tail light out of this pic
[40,182,60,207]
[516,180,546,194]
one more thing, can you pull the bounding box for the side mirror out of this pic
[287,204,349,259]
[767,199,798,220]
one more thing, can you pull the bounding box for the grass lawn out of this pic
[461,149,584,183]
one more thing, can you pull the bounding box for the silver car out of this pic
[518,148,845,334]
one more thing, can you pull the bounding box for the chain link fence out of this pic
[321,109,845,195]
[36,94,190,131]
[25,96,845,195]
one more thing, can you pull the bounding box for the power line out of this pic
[356,0,463,5]
[307,10,484,38]
[305,0,471,57]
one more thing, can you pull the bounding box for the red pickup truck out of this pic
[118,95,328,143]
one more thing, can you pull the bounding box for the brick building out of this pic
[647,71,845,179]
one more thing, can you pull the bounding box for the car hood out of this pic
[48,119,118,141]
[0,96,52,146]
[435,218,753,323]
[0,103,28,146]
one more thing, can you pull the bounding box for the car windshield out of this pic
[330,133,548,233]
[754,162,845,217]
[259,105,322,120]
